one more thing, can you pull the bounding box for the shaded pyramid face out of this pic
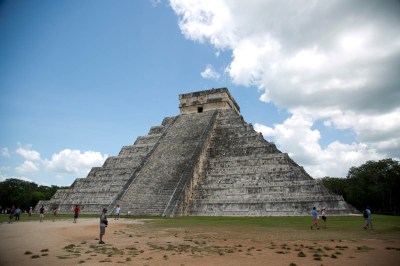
[37,88,353,216]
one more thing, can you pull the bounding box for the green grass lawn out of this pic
[0,213,100,223]
[2,213,399,241]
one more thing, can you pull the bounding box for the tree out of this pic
[322,158,400,215]
[0,178,64,212]
[347,158,400,214]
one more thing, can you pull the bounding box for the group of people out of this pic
[310,206,373,230]
[7,205,22,223]
[311,207,327,230]
[22,204,119,245]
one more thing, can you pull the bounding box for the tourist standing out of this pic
[28,207,33,221]
[14,206,21,221]
[73,205,80,223]
[363,206,373,230]
[321,208,327,229]
[114,205,121,220]
[99,208,108,244]
[39,205,45,222]
[311,206,319,230]
[52,207,58,222]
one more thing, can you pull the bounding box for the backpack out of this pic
[363,209,368,218]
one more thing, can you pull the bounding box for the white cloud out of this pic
[200,64,220,79]
[16,146,41,161]
[43,149,108,177]
[1,147,10,157]
[254,116,382,178]
[15,161,39,175]
[170,0,400,175]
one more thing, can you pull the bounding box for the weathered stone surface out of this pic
[37,88,353,216]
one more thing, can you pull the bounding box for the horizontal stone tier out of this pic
[192,192,341,201]
[207,157,298,169]
[80,178,130,184]
[214,124,259,135]
[204,166,306,176]
[198,177,319,187]
[209,146,278,157]
[102,157,146,168]
[87,167,134,176]
[66,187,124,193]
[148,126,165,135]
[70,182,129,190]
[210,139,271,149]
[76,174,133,182]
[194,180,326,188]
[191,198,350,212]
[118,144,156,155]
[53,195,115,203]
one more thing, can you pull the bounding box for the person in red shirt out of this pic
[73,205,80,223]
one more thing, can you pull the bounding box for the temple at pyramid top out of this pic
[179,87,240,115]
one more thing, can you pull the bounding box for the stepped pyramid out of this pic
[37,88,352,216]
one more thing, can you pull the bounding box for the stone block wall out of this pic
[35,117,175,214]
[188,109,352,216]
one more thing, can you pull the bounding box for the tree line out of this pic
[0,178,65,213]
[322,158,400,215]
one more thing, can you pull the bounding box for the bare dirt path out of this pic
[1,218,399,266]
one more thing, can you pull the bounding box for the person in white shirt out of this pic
[321,208,327,229]
[114,205,121,220]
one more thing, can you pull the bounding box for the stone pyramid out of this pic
[37,88,352,216]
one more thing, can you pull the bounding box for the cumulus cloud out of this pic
[200,64,220,79]
[43,149,108,177]
[170,0,400,176]
[254,117,381,178]
[16,146,41,161]
[15,161,39,175]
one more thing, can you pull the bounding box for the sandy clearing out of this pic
[0,218,399,266]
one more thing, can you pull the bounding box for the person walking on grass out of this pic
[321,207,327,229]
[363,206,373,230]
[73,205,80,223]
[99,208,108,244]
[311,206,319,230]
[39,205,45,222]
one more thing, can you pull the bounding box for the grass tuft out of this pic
[297,251,306,257]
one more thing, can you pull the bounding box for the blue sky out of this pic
[1,0,399,186]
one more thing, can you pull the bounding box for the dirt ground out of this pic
[1,218,399,266]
